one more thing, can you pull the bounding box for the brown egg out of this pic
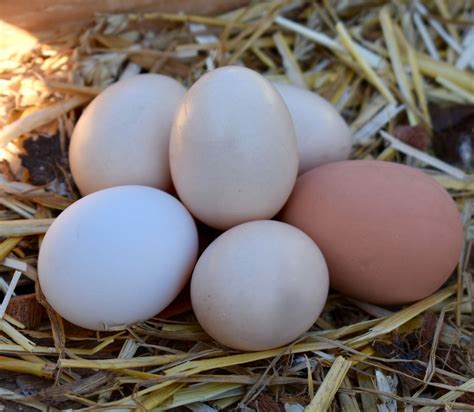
[280,160,463,305]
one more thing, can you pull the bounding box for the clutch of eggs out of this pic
[37,67,464,350]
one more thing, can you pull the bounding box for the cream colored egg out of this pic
[273,83,352,175]
[38,186,198,331]
[191,220,329,351]
[70,74,186,195]
[170,67,298,230]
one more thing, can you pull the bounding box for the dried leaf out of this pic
[20,135,66,186]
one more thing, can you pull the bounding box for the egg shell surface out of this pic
[191,220,329,351]
[273,83,352,175]
[70,74,186,195]
[170,66,298,230]
[280,160,463,305]
[38,185,198,330]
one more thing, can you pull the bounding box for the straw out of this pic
[0,1,473,410]
[0,96,90,148]
[305,356,352,411]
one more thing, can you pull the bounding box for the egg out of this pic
[191,220,329,351]
[281,160,463,305]
[169,66,298,230]
[70,74,186,195]
[38,186,198,330]
[273,83,352,175]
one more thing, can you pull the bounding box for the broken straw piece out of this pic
[379,7,417,125]
[275,15,342,51]
[375,369,398,412]
[336,22,395,103]
[435,76,474,104]
[380,130,468,181]
[415,2,462,54]
[275,16,385,70]
[351,95,386,130]
[353,104,404,143]
[0,95,90,148]
[0,270,22,318]
[1,257,37,282]
[456,27,474,70]
[0,197,34,219]
[0,319,35,351]
[418,378,474,412]
[0,277,10,295]
[413,12,439,60]
[119,62,142,80]
[189,23,219,70]
[305,356,352,412]
[273,31,307,88]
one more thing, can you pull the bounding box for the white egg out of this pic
[170,66,298,230]
[38,186,198,330]
[273,83,352,175]
[191,220,329,351]
[70,74,186,195]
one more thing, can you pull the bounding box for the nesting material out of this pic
[0,0,473,410]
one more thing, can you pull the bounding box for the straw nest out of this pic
[0,0,474,410]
